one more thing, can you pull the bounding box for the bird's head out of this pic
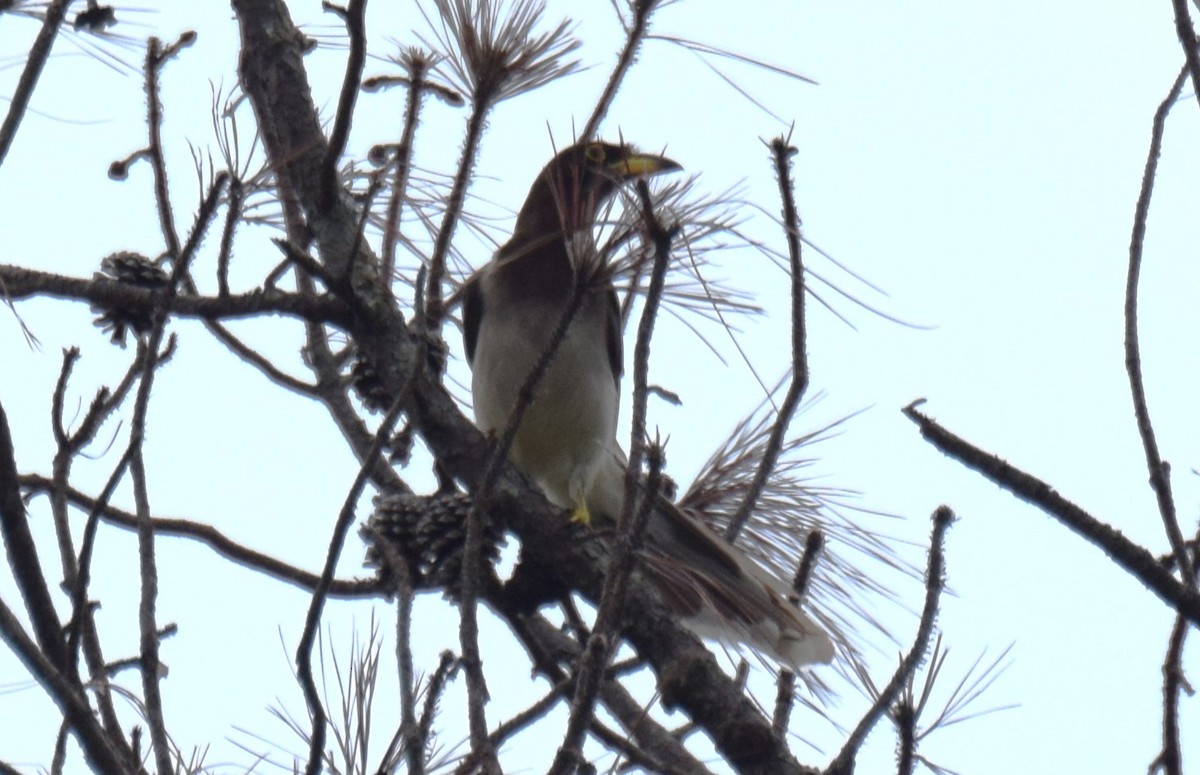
[512,141,681,245]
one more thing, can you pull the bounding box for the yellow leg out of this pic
[570,500,591,526]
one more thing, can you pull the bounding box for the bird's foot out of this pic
[570,502,592,526]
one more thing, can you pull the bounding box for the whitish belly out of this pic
[471,300,618,510]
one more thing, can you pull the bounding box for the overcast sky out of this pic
[2,1,1198,772]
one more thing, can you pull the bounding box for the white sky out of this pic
[2,1,1198,773]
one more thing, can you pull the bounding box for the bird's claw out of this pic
[570,502,591,526]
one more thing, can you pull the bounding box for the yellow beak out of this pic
[609,152,682,179]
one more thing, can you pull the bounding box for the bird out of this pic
[460,140,834,668]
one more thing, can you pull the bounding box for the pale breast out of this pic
[470,272,619,509]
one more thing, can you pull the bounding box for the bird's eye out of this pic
[585,144,606,164]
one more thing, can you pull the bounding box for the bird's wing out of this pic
[643,495,834,667]
[591,445,834,667]
[604,287,623,388]
[461,271,484,367]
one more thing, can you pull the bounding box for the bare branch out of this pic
[297,268,427,775]
[1168,0,1200,111]
[364,525,425,775]
[0,265,355,328]
[1153,613,1189,775]
[420,0,582,334]
[0,0,72,167]
[725,135,808,543]
[582,0,662,140]
[0,596,133,774]
[904,401,1200,627]
[320,0,368,208]
[144,37,188,264]
[128,45,185,753]
[1125,64,1193,586]
[774,529,824,736]
[550,181,677,771]
[21,474,382,599]
[48,345,150,751]
[0,401,68,670]
[503,606,715,774]
[826,506,953,775]
[1152,518,1198,775]
[380,50,435,291]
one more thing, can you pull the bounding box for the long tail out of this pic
[591,449,834,668]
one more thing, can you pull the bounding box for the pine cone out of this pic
[349,348,393,413]
[91,252,170,346]
[365,491,504,594]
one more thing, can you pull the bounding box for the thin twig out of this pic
[549,180,676,773]
[504,605,714,773]
[21,474,383,599]
[1168,0,1200,111]
[1124,64,1192,587]
[453,682,569,774]
[895,690,916,775]
[321,0,369,209]
[826,506,953,774]
[68,443,134,667]
[362,524,425,775]
[129,37,191,774]
[175,172,230,283]
[0,264,355,328]
[425,95,491,337]
[772,667,796,739]
[458,262,594,772]
[0,0,72,167]
[774,529,824,736]
[419,650,458,746]
[145,39,183,264]
[298,271,428,775]
[0,402,68,669]
[1153,612,1189,775]
[791,529,824,602]
[48,347,148,745]
[904,401,1200,626]
[725,135,808,543]
[380,52,431,290]
[216,178,243,297]
[0,597,131,774]
[202,319,320,395]
[582,0,661,140]
[128,333,172,775]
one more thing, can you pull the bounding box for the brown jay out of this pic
[461,141,834,667]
